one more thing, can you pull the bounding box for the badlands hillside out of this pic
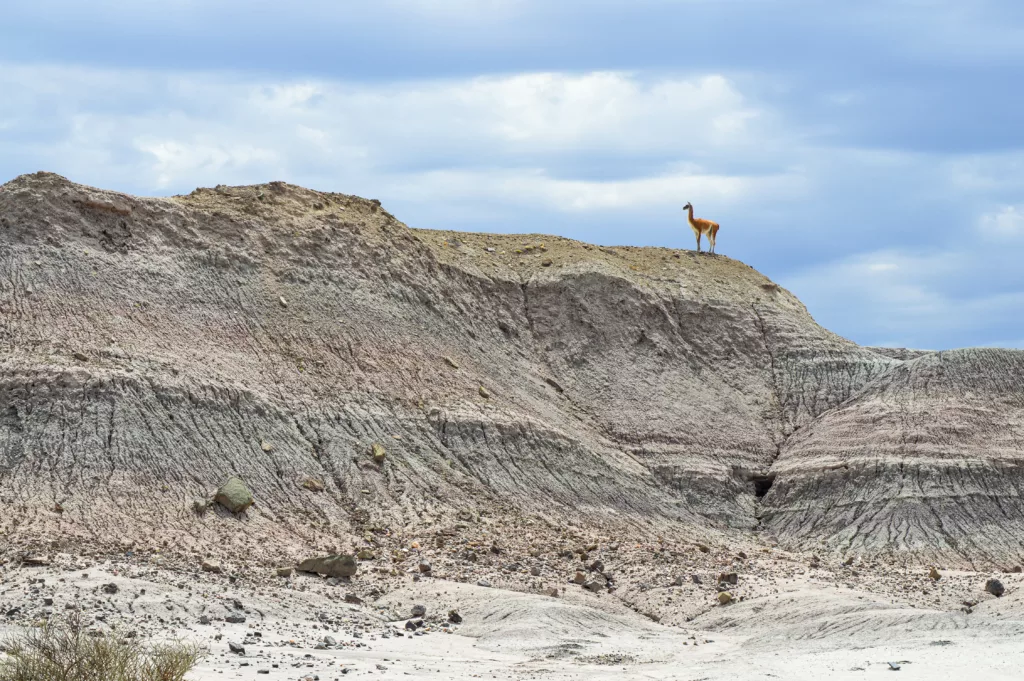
[1,172,1024,680]
[2,171,1022,567]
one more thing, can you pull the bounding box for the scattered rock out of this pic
[225,615,246,624]
[411,604,426,617]
[22,555,50,567]
[323,636,337,646]
[717,592,733,605]
[199,615,211,625]
[357,549,376,561]
[102,583,118,594]
[985,578,1005,597]
[697,544,710,554]
[573,571,586,584]
[443,356,459,369]
[214,477,254,513]
[448,609,462,624]
[717,572,738,586]
[418,562,432,574]
[544,587,560,598]
[476,580,492,588]
[478,386,491,399]
[276,567,294,578]
[278,296,288,308]
[296,554,358,578]
[371,443,387,464]
[929,566,941,581]
[260,440,273,452]
[530,566,542,576]
[583,579,606,593]
[73,351,89,362]
[344,593,363,605]
[228,642,245,655]
[301,478,325,492]
[192,499,210,515]
[201,559,222,574]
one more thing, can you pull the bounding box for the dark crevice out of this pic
[753,474,776,498]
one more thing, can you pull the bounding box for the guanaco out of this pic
[683,202,719,254]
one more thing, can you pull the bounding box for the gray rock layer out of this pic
[0,172,1021,566]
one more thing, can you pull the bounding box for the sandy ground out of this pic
[2,559,1021,681]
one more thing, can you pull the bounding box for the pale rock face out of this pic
[0,171,1021,567]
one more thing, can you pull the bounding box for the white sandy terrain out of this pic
[2,563,1021,681]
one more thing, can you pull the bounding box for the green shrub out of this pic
[0,614,205,681]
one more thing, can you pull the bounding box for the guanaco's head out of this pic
[683,202,692,211]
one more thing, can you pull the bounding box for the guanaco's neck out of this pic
[686,204,695,224]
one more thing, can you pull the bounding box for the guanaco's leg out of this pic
[694,230,702,253]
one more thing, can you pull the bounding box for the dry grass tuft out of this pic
[0,614,205,681]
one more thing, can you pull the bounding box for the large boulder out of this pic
[214,477,254,513]
[296,554,358,578]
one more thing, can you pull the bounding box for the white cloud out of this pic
[386,165,804,211]
[0,63,778,210]
[978,205,1024,239]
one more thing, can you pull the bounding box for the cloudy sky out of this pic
[2,0,1023,349]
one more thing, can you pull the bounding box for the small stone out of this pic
[102,583,118,594]
[717,572,738,586]
[296,554,358,578]
[530,566,541,576]
[199,615,211,625]
[192,499,210,515]
[344,593,363,605]
[411,605,426,617]
[279,296,288,308]
[201,559,222,574]
[371,443,386,464]
[225,615,246,624]
[73,351,89,362]
[276,567,294,578]
[260,440,273,452]
[301,478,325,492]
[929,567,941,581]
[697,544,710,554]
[228,642,245,655]
[583,580,605,593]
[476,580,491,588]
[544,587,560,598]
[717,592,733,605]
[541,259,552,267]
[573,571,586,584]
[478,386,491,399]
[22,555,51,567]
[418,562,432,574]
[448,610,462,624]
[214,477,254,513]
[691,574,702,585]
[443,356,459,369]
[985,578,1005,597]
[323,636,336,646]
[357,549,376,560]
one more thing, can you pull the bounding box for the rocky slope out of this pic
[0,172,1021,568]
